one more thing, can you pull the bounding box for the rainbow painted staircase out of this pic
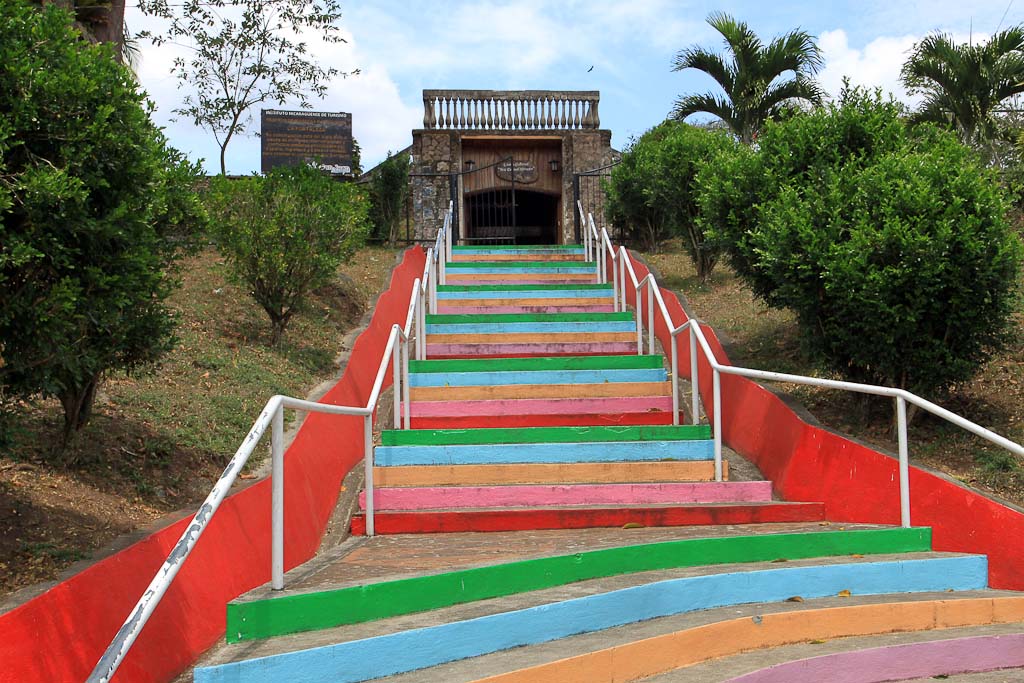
[190,244,1024,682]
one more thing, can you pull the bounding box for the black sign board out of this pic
[260,109,353,175]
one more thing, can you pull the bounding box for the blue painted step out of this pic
[374,440,714,466]
[425,321,637,334]
[409,368,667,387]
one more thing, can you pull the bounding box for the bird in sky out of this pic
[587,65,594,72]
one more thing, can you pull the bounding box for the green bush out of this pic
[0,1,205,448]
[368,152,410,244]
[698,89,1021,399]
[605,121,736,281]
[206,165,369,345]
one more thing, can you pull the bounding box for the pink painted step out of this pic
[436,305,615,314]
[443,278,598,286]
[409,396,672,417]
[359,482,772,511]
[427,342,636,357]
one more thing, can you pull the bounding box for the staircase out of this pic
[353,244,820,535]
[191,243,1024,682]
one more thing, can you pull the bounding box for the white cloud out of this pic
[818,29,921,103]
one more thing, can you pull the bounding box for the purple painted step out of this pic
[444,278,597,286]
[427,342,636,357]
[359,481,771,511]
[728,633,1024,683]
[409,396,672,418]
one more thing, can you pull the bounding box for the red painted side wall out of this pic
[620,250,1024,590]
[0,248,426,683]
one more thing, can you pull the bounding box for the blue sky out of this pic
[130,0,1020,175]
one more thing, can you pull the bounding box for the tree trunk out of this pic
[58,375,100,448]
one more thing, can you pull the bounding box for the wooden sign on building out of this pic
[260,109,353,175]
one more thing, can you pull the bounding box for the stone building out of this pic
[408,90,618,244]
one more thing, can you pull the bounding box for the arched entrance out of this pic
[464,188,560,244]
[461,137,563,245]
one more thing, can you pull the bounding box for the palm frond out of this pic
[672,47,736,93]
[671,92,737,129]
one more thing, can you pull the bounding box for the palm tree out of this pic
[671,13,825,144]
[901,27,1024,148]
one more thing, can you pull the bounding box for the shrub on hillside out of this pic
[0,1,205,449]
[368,152,410,244]
[605,121,736,281]
[697,88,1022,400]
[206,165,369,345]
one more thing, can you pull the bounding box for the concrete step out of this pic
[350,501,827,534]
[372,461,727,487]
[426,341,637,357]
[409,354,664,373]
[358,482,772,511]
[194,551,995,683]
[374,436,711,466]
[407,380,670,402]
[225,527,932,643]
[406,396,673,422]
[376,592,1024,683]
[409,411,675,430]
[408,366,667,387]
[380,425,710,446]
[660,628,1024,683]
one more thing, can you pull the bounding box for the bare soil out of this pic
[0,245,401,599]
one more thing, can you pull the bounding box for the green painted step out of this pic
[438,283,611,292]
[225,527,932,643]
[446,261,596,269]
[409,355,665,374]
[381,424,711,447]
[452,244,583,250]
[426,312,634,324]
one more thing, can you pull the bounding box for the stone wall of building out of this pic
[409,126,615,243]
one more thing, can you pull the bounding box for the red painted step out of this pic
[350,501,826,535]
[410,411,674,430]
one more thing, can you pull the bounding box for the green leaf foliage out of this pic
[206,165,369,345]
[672,12,825,144]
[699,88,1022,397]
[368,152,410,244]
[0,1,205,447]
[605,121,737,281]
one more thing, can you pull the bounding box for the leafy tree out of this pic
[0,1,205,449]
[368,152,410,245]
[901,27,1024,152]
[672,12,825,144]
[137,0,357,175]
[699,88,1021,410]
[605,122,736,280]
[206,165,369,345]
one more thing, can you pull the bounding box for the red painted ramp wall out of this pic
[0,247,426,683]
[619,250,1024,590]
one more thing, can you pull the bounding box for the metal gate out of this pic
[572,160,622,243]
[460,156,518,245]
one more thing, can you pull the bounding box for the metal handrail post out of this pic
[270,404,285,590]
[897,396,911,528]
[363,415,375,536]
[611,252,619,312]
[671,333,679,426]
[713,368,723,482]
[689,325,700,426]
[392,336,401,429]
[619,251,626,313]
[647,282,655,355]
[635,281,643,354]
[402,337,411,429]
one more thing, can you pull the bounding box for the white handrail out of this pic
[583,210,1024,530]
[88,205,455,683]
